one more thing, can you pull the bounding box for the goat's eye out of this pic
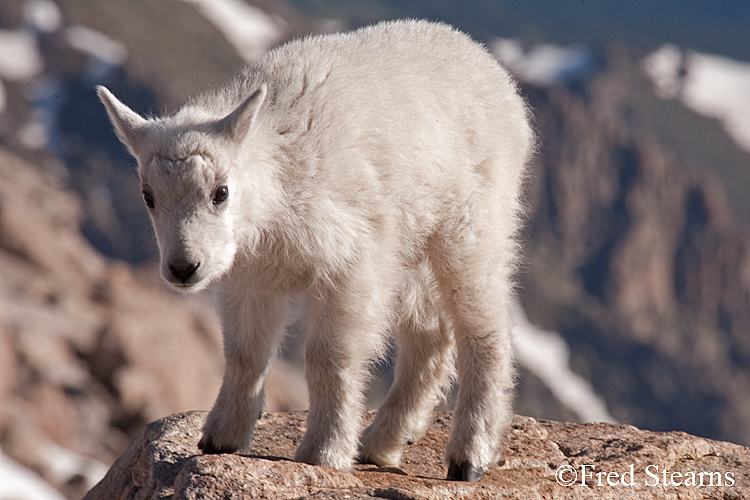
[212,185,229,205]
[142,190,155,209]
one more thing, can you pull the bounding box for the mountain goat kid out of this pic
[98,20,533,481]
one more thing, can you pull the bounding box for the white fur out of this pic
[98,20,533,478]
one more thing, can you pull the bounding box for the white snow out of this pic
[23,0,63,33]
[0,448,67,500]
[18,119,49,149]
[42,441,109,491]
[643,45,750,154]
[514,305,618,424]
[64,25,128,66]
[18,76,67,151]
[0,28,44,114]
[493,38,595,87]
[0,29,44,81]
[182,0,285,63]
[642,44,683,99]
[0,441,108,500]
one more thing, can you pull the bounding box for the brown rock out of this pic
[0,147,308,499]
[85,411,750,500]
[521,51,750,445]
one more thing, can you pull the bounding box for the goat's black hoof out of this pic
[447,460,485,482]
[358,454,379,466]
[198,435,237,455]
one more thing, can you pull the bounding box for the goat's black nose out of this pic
[168,260,200,283]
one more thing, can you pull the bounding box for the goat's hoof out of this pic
[446,460,485,481]
[198,434,237,455]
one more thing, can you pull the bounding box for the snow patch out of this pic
[0,441,108,500]
[0,448,67,500]
[642,44,683,99]
[183,0,285,63]
[493,39,595,87]
[65,25,127,84]
[643,45,750,154]
[18,77,66,151]
[514,306,618,424]
[0,28,44,114]
[18,120,49,149]
[24,0,63,33]
[42,441,109,491]
[0,30,44,81]
[65,25,128,66]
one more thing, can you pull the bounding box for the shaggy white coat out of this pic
[98,19,534,479]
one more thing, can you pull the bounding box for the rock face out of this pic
[519,47,750,445]
[85,411,750,500]
[0,146,219,497]
[3,2,750,494]
[3,0,750,453]
[0,147,307,499]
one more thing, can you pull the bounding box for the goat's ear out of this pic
[97,86,150,156]
[214,84,267,142]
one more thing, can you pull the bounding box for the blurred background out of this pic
[1,1,749,498]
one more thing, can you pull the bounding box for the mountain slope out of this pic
[1,0,750,488]
[521,51,750,444]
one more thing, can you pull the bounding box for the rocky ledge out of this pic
[84,411,749,500]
